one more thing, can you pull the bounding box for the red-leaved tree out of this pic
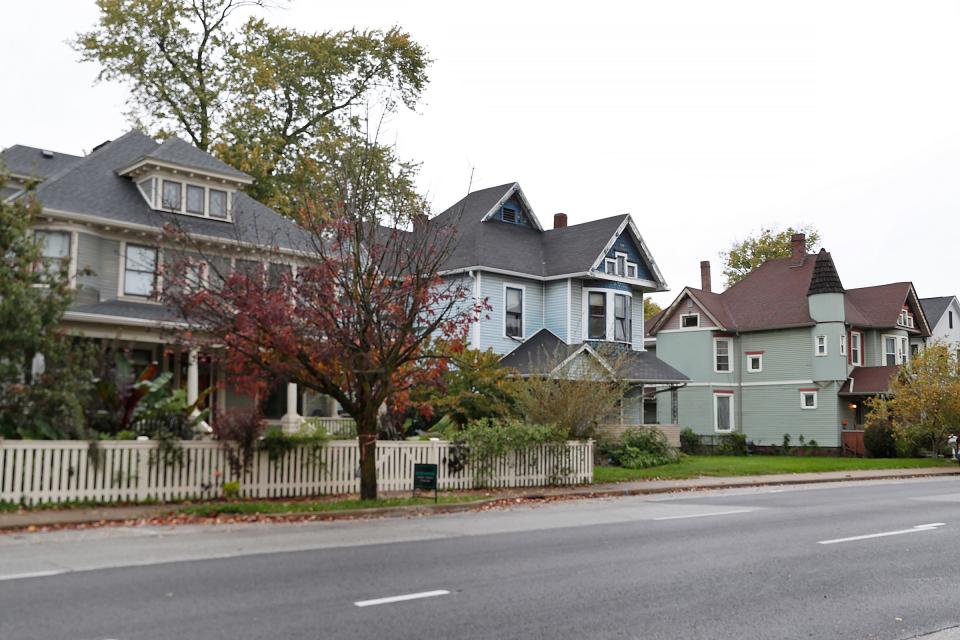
[163,139,483,499]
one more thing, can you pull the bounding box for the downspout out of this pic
[736,330,743,433]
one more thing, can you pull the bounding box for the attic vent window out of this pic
[501,206,517,224]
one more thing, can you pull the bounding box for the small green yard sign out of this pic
[413,463,438,502]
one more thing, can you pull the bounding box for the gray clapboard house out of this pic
[426,182,688,425]
[648,234,931,450]
[1,131,338,430]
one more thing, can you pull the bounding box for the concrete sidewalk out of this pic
[2,465,957,531]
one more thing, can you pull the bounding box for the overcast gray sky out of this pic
[3,0,959,307]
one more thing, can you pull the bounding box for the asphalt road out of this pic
[2,478,960,640]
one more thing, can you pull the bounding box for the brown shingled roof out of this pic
[651,251,931,336]
[838,365,899,396]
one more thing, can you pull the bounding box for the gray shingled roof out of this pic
[134,136,252,181]
[67,300,185,324]
[1,145,83,180]
[499,329,688,383]
[431,183,645,279]
[920,296,954,325]
[27,131,310,252]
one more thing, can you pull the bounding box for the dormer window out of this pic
[209,189,228,219]
[186,185,205,214]
[603,252,639,278]
[897,308,915,329]
[162,180,182,211]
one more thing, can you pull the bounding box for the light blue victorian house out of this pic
[428,182,688,426]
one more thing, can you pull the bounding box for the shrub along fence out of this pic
[0,439,593,507]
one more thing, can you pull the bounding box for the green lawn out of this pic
[175,494,486,517]
[593,455,957,483]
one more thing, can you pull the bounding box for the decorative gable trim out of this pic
[551,342,616,379]
[480,182,543,231]
[587,216,667,290]
[649,287,727,335]
[117,158,254,186]
[904,283,932,337]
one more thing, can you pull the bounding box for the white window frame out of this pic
[604,257,617,275]
[815,335,827,357]
[122,243,159,298]
[851,331,863,366]
[208,188,230,220]
[582,288,633,343]
[680,313,700,329]
[34,229,74,286]
[746,353,763,373]
[800,390,818,410]
[502,283,526,339]
[713,337,734,373]
[613,293,631,343]
[840,334,847,356]
[899,336,908,364]
[713,392,735,433]
[161,179,183,211]
[626,263,637,278]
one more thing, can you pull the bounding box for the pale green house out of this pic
[648,234,931,451]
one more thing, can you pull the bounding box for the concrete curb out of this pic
[2,467,958,532]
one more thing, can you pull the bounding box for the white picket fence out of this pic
[0,439,593,506]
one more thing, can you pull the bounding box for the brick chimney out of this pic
[553,212,568,229]
[791,233,806,264]
[700,260,712,292]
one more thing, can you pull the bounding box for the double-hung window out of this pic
[884,336,897,366]
[840,334,847,356]
[504,286,523,338]
[899,336,908,364]
[714,337,732,373]
[614,294,631,342]
[124,244,158,297]
[588,292,607,340]
[815,335,827,356]
[35,230,70,281]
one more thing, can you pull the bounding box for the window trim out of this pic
[34,228,74,286]
[815,335,827,357]
[502,283,526,339]
[582,288,633,343]
[746,352,763,373]
[713,337,734,373]
[161,179,183,211]
[604,257,617,275]
[840,334,847,356]
[713,391,735,433]
[613,293,631,343]
[208,188,229,219]
[185,184,206,215]
[122,242,159,298]
[800,389,818,410]
[680,313,700,329]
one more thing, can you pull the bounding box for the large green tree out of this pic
[720,225,821,287]
[0,180,94,439]
[75,0,429,213]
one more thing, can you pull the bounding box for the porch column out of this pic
[671,386,679,424]
[281,382,301,433]
[186,349,199,406]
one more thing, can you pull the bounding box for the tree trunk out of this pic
[357,414,379,500]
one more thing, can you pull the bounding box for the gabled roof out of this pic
[920,296,956,326]
[838,365,899,396]
[499,329,688,383]
[431,182,665,288]
[650,250,930,336]
[1,145,83,181]
[845,282,930,334]
[16,131,309,252]
[118,135,252,183]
